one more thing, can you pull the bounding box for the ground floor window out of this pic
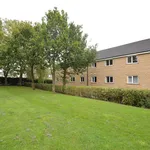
[70,76,75,82]
[127,76,138,84]
[91,76,97,83]
[105,76,114,83]
[80,76,84,82]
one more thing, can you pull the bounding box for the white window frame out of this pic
[105,59,113,66]
[105,76,114,83]
[91,62,97,68]
[126,55,138,64]
[91,76,97,83]
[80,76,85,82]
[127,76,139,84]
[70,76,75,82]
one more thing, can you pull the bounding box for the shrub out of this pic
[24,83,150,109]
[0,77,52,86]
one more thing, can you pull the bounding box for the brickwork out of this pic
[56,53,150,89]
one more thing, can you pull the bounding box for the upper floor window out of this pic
[91,76,97,83]
[70,76,75,82]
[127,76,139,84]
[106,59,113,66]
[80,76,84,82]
[127,55,138,64]
[91,62,97,68]
[105,76,114,83]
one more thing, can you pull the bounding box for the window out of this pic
[106,59,113,66]
[70,77,75,82]
[91,76,97,83]
[91,62,97,67]
[105,76,114,83]
[80,76,84,82]
[127,76,139,84]
[127,56,138,64]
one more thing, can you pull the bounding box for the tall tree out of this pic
[42,7,68,92]
[0,19,16,85]
[11,21,33,85]
[59,22,97,91]
[25,22,45,90]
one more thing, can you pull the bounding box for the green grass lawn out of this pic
[0,87,150,150]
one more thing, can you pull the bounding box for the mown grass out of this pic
[0,86,150,150]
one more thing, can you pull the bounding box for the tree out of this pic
[11,21,32,85]
[59,22,97,91]
[25,22,45,90]
[42,7,68,92]
[84,45,97,86]
[0,19,16,85]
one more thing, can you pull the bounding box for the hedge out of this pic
[24,83,150,108]
[0,77,52,85]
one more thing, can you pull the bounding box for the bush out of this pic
[24,83,150,109]
[24,82,52,91]
[0,77,52,86]
[0,77,28,85]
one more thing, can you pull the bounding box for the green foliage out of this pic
[24,83,150,108]
[58,21,97,88]
[0,19,17,85]
[0,7,97,89]
[42,7,69,92]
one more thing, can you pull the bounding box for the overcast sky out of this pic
[0,0,150,50]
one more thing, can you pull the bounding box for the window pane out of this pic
[71,77,75,81]
[128,57,132,63]
[133,76,138,84]
[107,76,109,83]
[81,77,84,82]
[110,60,113,65]
[92,63,96,67]
[95,77,97,82]
[106,60,109,66]
[110,77,113,82]
[128,76,132,83]
[133,56,138,63]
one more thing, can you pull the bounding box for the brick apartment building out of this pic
[56,39,150,89]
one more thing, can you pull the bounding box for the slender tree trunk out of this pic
[62,69,67,93]
[52,61,56,92]
[87,65,89,86]
[31,65,35,90]
[4,71,8,86]
[4,75,8,86]
[19,71,23,86]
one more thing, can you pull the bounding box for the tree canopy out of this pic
[0,7,97,91]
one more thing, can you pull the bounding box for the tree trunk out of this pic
[4,75,8,86]
[62,69,67,93]
[4,71,8,86]
[19,71,23,86]
[31,65,35,90]
[87,65,89,86]
[52,61,56,92]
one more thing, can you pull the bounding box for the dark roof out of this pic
[96,39,150,60]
